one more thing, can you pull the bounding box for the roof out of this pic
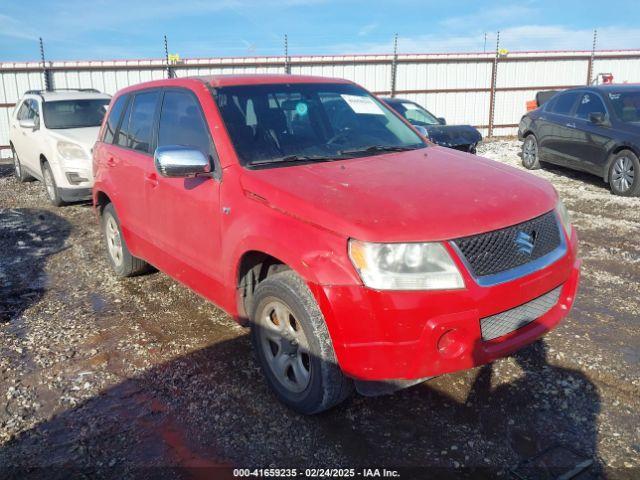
[25,90,111,101]
[588,83,640,92]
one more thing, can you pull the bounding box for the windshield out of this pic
[607,91,640,123]
[391,101,440,126]
[43,99,110,129]
[214,83,426,167]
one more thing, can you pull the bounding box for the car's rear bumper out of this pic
[314,229,580,381]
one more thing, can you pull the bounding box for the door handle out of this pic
[565,122,576,128]
[106,157,116,167]
[144,173,159,187]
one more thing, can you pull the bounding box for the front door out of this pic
[145,88,224,297]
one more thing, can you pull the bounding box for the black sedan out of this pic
[382,97,482,153]
[518,84,640,196]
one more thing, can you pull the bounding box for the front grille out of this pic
[452,211,561,278]
[480,285,562,341]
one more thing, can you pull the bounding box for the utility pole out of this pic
[488,31,500,138]
[164,35,175,79]
[483,32,487,53]
[284,34,291,74]
[587,29,597,85]
[39,37,53,92]
[390,33,399,97]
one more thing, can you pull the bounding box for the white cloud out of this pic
[0,14,39,41]
[358,23,379,37]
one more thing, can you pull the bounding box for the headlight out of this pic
[348,239,464,290]
[555,199,572,237]
[57,141,88,161]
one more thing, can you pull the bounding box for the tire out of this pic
[522,134,541,170]
[608,150,640,197]
[41,161,64,206]
[250,270,353,414]
[11,145,32,183]
[101,203,150,277]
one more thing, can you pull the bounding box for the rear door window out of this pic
[103,94,128,144]
[127,90,160,153]
[157,90,213,158]
[548,91,580,116]
[574,93,607,120]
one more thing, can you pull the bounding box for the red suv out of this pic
[93,75,581,414]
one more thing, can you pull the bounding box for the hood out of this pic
[423,125,482,147]
[48,127,101,153]
[240,146,558,242]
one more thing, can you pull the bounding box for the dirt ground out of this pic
[0,139,638,479]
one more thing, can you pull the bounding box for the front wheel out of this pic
[251,271,353,414]
[522,134,541,170]
[101,203,150,277]
[42,161,64,206]
[609,150,640,196]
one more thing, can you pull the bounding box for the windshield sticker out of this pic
[341,94,385,115]
[609,93,621,100]
[295,102,308,116]
[402,102,420,110]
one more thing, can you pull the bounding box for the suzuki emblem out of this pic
[515,231,535,255]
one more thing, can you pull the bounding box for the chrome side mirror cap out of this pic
[154,146,211,178]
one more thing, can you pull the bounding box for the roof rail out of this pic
[24,88,102,95]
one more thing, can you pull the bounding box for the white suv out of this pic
[9,89,111,206]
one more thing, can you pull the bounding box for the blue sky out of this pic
[1,0,640,61]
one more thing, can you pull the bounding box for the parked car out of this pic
[9,89,111,205]
[93,75,580,414]
[382,97,482,153]
[519,84,640,196]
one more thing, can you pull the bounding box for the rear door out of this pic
[570,91,612,174]
[145,88,223,289]
[106,89,161,245]
[537,91,580,166]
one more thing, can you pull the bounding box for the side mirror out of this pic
[414,125,429,138]
[437,117,447,125]
[19,118,36,130]
[589,112,606,125]
[154,146,211,178]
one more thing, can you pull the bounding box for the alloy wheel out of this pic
[523,137,537,167]
[43,167,56,201]
[105,215,124,267]
[258,300,311,394]
[611,156,635,193]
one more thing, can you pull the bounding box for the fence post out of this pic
[488,31,500,138]
[390,33,398,97]
[39,37,53,92]
[586,29,597,85]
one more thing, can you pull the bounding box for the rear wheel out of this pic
[609,150,640,197]
[101,203,150,277]
[251,271,353,414]
[41,161,64,206]
[522,134,541,170]
[11,146,32,183]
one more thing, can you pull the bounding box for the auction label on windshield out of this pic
[341,94,385,115]
[233,468,401,478]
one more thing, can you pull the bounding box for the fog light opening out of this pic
[66,172,89,185]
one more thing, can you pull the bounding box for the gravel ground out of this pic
[0,139,638,479]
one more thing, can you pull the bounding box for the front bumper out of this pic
[59,187,92,202]
[314,229,580,381]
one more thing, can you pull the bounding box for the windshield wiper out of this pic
[338,145,421,156]
[249,154,346,167]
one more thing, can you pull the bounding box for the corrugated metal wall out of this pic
[1,49,640,158]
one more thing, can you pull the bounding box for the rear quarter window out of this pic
[102,95,128,144]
